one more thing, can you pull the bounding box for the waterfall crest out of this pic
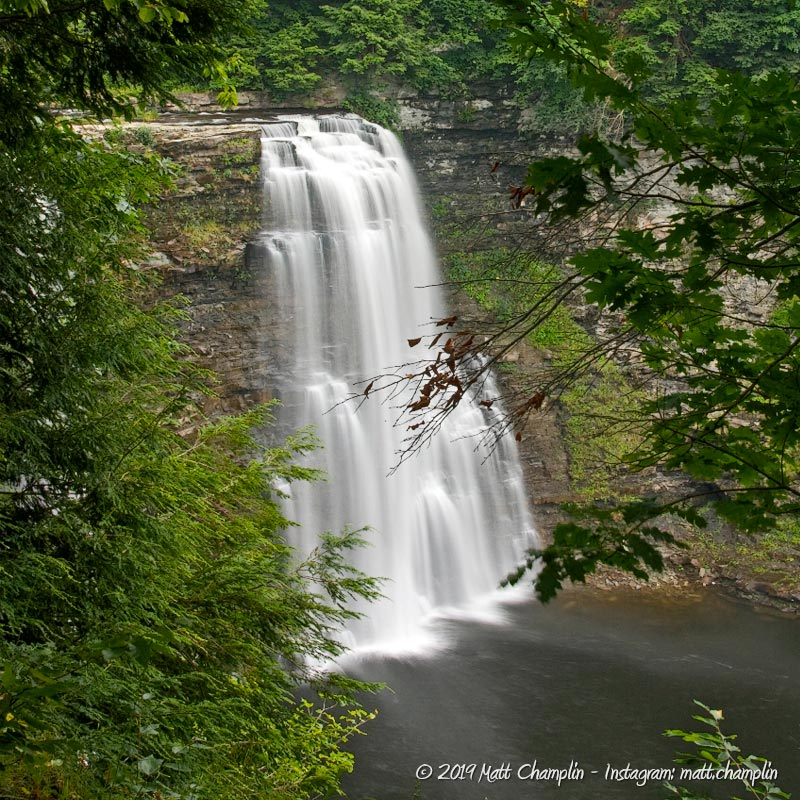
[256,115,536,648]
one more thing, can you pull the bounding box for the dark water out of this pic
[341,587,800,800]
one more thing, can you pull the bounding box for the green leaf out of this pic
[138,5,157,22]
[138,755,164,777]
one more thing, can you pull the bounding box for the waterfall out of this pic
[256,115,536,649]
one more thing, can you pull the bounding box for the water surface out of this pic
[343,587,800,800]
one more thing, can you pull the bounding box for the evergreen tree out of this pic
[0,1,378,796]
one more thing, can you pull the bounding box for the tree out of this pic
[0,0,255,143]
[205,0,537,109]
[319,0,430,78]
[381,0,800,600]
[1,1,379,796]
[610,0,800,104]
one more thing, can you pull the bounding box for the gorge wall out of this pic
[141,97,576,538]
[135,94,800,607]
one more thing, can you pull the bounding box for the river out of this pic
[341,586,800,799]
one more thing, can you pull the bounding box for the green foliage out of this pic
[444,248,588,350]
[512,59,602,136]
[614,0,800,105]
[257,21,325,94]
[664,702,789,799]
[132,124,156,146]
[504,501,687,601]
[319,0,430,78]
[488,0,800,598]
[1,2,380,796]
[201,0,519,103]
[343,92,400,130]
[0,0,257,143]
[133,0,800,138]
[493,0,800,134]
[419,0,512,95]
[0,122,380,798]
[562,366,647,499]
[218,1,325,98]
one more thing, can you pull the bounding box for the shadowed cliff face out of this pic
[402,127,575,508]
[141,118,574,508]
[137,115,800,609]
[142,124,276,417]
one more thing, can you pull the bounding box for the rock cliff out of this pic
[134,99,798,609]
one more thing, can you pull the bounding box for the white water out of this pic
[257,115,536,649]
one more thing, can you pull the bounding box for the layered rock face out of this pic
[143,107,575,520]
[143,125,273,416]
[137,101,799,607]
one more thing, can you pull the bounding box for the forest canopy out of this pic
[200,0,800,134]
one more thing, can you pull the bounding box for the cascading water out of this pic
[255,115,536,649]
